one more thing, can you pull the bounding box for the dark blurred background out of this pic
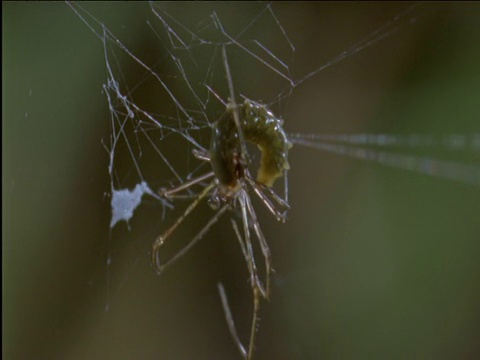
[3,2,480,360]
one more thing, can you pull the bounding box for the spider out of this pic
[152,48,292,360]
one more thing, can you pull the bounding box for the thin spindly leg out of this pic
[231,218,264,297]
[237,194,257,289]
[244,192,272,299]
[244,170,289,222]
[152,181,216,273]
[238,191,267,297]
[230,206,263,360]
[231,220,249,267]
[238,190,267,360]
[245,175,287,223]
[156,204,227,273]
[192,148,211,161]
[264,183,290,211]
[218,283,247,359]
[221,45,248,164]
[159,171,214,198]
[283,169,289,207]
[248,286,261,360]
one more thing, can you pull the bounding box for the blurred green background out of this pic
[3,2,479,360]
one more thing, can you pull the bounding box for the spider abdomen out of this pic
[210,100,292,189]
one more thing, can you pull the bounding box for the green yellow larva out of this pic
[210,99,292,189]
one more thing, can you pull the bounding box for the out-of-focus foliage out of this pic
[4,3,479,359]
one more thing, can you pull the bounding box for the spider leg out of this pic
[238,191,267,297]
[283,169,289,207]
[231,218,263,297]
[245,174,288,223]
[160,193,209,200]
[244,191,272,299]
[156,204,227,274]
[159,171,214,198]
[264,181,290,212]
[238,190,268,360]
[218,282,247,359]
[221,45,248,165]
[244,169,289,222]
[229,217,265,360]
[192,148,211,161]
[152,180,216,274]
[248,286,261,360]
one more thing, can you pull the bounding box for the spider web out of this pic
[66,2,480,358]
[69,2,303,229]
[68,1,480,297]
[68,2,479,232]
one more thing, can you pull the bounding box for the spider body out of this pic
[153,98,291,360]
